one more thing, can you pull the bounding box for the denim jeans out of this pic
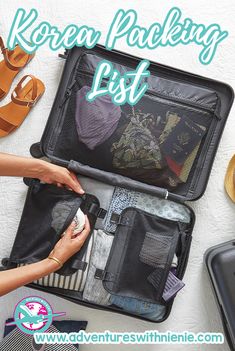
[109,295,166,321]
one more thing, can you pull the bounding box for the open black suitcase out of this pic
[1,45,234,323]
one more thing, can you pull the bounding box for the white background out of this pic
[0,1,235,350]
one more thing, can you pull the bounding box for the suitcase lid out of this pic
[204,241,235,350]
[34,45,234,203]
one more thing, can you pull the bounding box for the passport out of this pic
[160,117,206,170]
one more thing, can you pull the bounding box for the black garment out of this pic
[2,319,87,350]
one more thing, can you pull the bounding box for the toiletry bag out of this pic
[2,44,234,322]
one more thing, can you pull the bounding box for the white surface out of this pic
[0,1,235,350]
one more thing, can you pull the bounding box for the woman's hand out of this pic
[0,217,91,296]
[0,153,84,195]
[49,216,91,267]
[37,160,84,194]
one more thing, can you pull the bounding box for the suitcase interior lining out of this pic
[48,50,220,199]
[6,176,194,322]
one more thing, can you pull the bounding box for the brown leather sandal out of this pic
[0,36,35,100]
[0,75,45,137]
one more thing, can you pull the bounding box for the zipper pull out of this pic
[58,49,69,59]
[59,81,76,107]
[60,90,71,107]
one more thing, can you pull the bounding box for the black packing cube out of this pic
[2,44,234,323]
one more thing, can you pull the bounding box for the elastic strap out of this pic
[71,259,87,272]
[110,212,130,226]
[94,268,116,281]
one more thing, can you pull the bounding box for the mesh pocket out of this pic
[54,56,213,193]
[103,207,181,303]
[7,182,100,276]
[139,232,173,268]
[147,268,165,291]
[8,182,82,265]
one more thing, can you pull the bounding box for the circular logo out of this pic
[13,296,53,335]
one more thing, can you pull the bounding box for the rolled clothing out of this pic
[135,191,191,223]
[104,186,138,233]
[111,109,163,170]
[78,176,114,210]
[75,86,121,150]
[83,229,114,305]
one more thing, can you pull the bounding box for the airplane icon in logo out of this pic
[6,304,65,326]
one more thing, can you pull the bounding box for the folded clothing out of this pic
[1,319,87,350]
[110,106,207,186]
[78,176,115,230]
[18,231,96,292]
[76,86,121,150]
[136,192,191,223]
[104,186,138,233]
[109,295,166,321]
[83,229,114,305]
[73,86,207,188]
[104,186,191,233]
[78,176,114,211]
[162,270,185,302]
[111,109,163,170]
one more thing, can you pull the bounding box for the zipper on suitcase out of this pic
[75,69,220,119]
[146,89,220,119]
[58,49,69,59]
[59,80,77,107]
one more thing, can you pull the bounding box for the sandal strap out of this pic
[0,36,32,71]
[11,75,38,107]
[0,115,16,133]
